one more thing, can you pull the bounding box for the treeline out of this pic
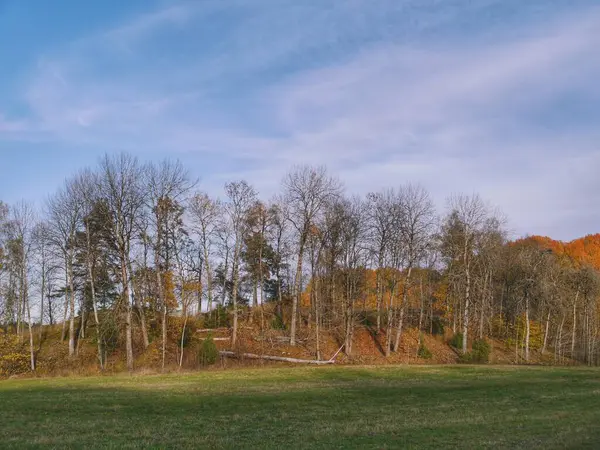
[0,153,599,372]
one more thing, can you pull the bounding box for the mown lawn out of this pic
[0,365,599,449]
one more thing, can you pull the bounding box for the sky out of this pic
[1,0,599,241]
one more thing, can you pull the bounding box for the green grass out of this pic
[1,365,599,449]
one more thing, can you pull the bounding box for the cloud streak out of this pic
[2,0,600,240]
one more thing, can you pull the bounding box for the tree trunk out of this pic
[542,311,551,355]
[416,277,424,357]
[376,263,383,332]
[393,266,412,353]
[68,256,76,357]
[162,303,167,369]
[121,259,134,371]
[130,267,149,349]
[219,351,335,365]
[258,235,265,331]
[85,226,104,369]
[385,283,396,357]
[290,234,306,346]
[154,216,168,371]
[571,292,578,358]
[462,261,471,354]
[231,240,242,347]
[24,276,35,371]
[525,295,530,363]
[315,275,321,361]
[19,257,35,371]
[61,265,68,342]
[38,267,45,346]
[204,249,212,313]
[179,311,188,368]
[557,314,566,364]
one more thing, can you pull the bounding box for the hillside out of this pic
[2,314,563,379]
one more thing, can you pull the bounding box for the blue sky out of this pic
[1,0,599,240]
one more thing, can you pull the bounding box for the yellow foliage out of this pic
[163,271,178,308]
[0,330,30,377]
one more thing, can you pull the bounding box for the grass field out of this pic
[1,365,599,449]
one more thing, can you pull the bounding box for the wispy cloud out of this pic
[2,0,600,239]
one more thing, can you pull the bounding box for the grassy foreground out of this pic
[1,365,599,449]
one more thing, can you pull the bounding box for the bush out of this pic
[418,344,432,360]
[471,339,491,363]
[0,331,30,377]
[198,334,219,366]
[449,332,463,350]
[458,339,491,364]
[458,352,473,363]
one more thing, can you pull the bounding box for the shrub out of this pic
[471,338,491,363]
[0,331,30,377]
[198,334,219,366]
[458,352,473,363]
[418,344,432,360]
[459,339,491,364]
[449,332,463,350]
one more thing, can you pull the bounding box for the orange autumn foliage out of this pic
[519,234,600,270]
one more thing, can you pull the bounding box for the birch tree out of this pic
[47,179,82,357]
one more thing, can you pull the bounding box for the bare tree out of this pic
[224,181,257,346]
[189,192,221,314]
[338,197,366,356]
[282,165,341,346]
[393,184,436,352]
[98,153,145,371]
[47,179,82,357]
[441,194,491,354]
[73,169,106,368]
[31,220,56,345]
[7,202,36,370]
[145,159,193,369]
[366,190,395,333]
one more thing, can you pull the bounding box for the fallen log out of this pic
[219,351,335,365]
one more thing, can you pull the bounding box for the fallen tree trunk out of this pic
[196,328,229,333]
[219,351,335,365]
